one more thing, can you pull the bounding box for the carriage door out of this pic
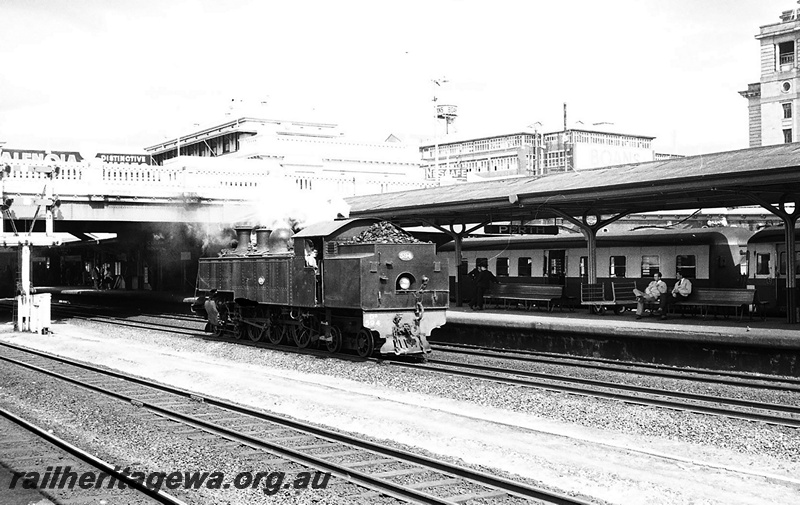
[547,250,566,285]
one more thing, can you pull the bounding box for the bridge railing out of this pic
[1,157,434,202]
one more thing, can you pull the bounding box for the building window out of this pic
[756,253,770,275]
[783,103,793,119]
[496,257,509,277]
[641,255,660,277]
[779,40,795,67]
[609,256,626,278]
[784,128,793,144]
[676,255,696,279]
[517,257,532,277]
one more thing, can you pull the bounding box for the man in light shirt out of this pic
[633,271,667,319]
[662,270,693,317]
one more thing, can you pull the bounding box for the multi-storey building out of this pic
[740,7,800,146]
[144,117,432,196]
[420,129,656,182]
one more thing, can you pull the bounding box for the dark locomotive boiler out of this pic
[191,218,449,357]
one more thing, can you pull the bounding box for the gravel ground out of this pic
[0,363,398,505]
[99,316,800,464]
[1,318,799,504]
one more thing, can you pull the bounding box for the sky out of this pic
[0,0,795,157]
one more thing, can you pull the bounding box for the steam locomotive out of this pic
[190,218,449,357]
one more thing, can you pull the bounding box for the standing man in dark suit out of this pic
[469,265,498,310]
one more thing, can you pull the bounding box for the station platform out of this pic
[445,305,800,350]
[30,286,190,306]
[436,305,800,376]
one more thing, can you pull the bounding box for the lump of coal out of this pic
[342,221,425,244]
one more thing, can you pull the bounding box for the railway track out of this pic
[0,405,187,504]
[5,301,799,429]
[0,340,594,505]
[430,341,800,390]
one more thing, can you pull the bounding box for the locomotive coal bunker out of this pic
[192,218,449,357]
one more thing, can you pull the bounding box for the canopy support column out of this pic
[551,209,630,284]
[746,192,799,323]
[423,219,488,307]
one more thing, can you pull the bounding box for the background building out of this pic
[144,117,432,196]
[420,128,656,182]
[740,7,800,146]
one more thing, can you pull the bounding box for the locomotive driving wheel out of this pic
[232,322,245,340]
[248,322,269,342]
[355,328,374,358]
[325,325,343,353]
[270,320,287,345]
[292,314,320,349]
[291,320,312,348]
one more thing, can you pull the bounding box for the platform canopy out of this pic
[347,142,800,226]
[346,142,800,322]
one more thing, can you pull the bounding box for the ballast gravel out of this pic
[1,317,799,505]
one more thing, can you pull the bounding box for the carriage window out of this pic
[517,257,532,277]
[609,256,626,278]
[756,253,770,275]
[496,257,509,277]
[676,255,696,278]
[580,256,587,280]
[641,256,660,277]
[778,252,800,275]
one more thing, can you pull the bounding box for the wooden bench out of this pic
[672,288,765,321]
[581,281,642,314]
[484,284,568,311]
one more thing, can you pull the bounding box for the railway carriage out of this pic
[746,226,800,315]
[438,227,754,306]
[192,218,449,357]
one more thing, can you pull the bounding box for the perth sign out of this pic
[484,224,558,235]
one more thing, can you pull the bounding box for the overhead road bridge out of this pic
[346,142,800,324]
[0,157,286,233]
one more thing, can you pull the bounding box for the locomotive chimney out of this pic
[233,226,253,255]
[254,227,271,253]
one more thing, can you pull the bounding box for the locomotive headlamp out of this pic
[397,273,416,290]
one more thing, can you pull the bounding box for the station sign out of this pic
[484,224,558,235]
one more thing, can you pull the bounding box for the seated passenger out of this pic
[633,271,667,320]
[663,270,692,316]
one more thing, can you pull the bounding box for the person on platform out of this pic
[662,270,692,316]
[89,263,100,289]
[469,264,499,311]
[204,289,221,331]
[633,271,667,319]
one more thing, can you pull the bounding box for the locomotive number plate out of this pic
[398,250,414,261]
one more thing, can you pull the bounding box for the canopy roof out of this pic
[347,143,800,227]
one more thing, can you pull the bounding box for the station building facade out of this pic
[740,7,800,146]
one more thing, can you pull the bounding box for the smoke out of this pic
[231,183,351,232]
